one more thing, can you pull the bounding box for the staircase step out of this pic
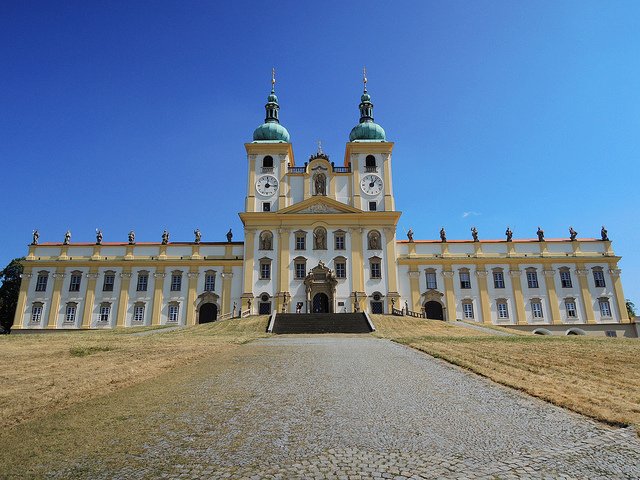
[272,313,372,334]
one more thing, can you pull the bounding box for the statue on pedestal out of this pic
[505,227,513,242]
[471,227,479,242]
[439,227,447,243]
[407,229,414,242]
[63,230,71,245]
[536,227,544,242]
[194,228,201,244]
[601,226,609,241]
[31,230,39,245]
[95,229,103,245]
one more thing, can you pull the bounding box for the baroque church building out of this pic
[13,75,635,336]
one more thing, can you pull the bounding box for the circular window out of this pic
[261,294,269,302]
[373,293,381,301]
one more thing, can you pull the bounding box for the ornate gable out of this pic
[278,196,363,215]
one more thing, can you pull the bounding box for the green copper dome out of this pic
[253,122,290,142]
[349,121,386,141]
[349,74,386,142]
[252,73,290,143]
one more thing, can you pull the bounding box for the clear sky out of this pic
[1,1,639,305]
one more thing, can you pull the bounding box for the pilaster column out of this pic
[222,270,233,315]
[408,269,421,312]
[277,228,290,308]
[116,269,132,327]
[351,155,361,208]
[476,270,492,324]
[382,153,395,211]
[246,154,256,211]
[46,269,65,328]
[509,270,526,324]
[576,265,595,324]
[608,266,630,322]
[187,268,199,325]
[543,269,562,324]
[441,270,457,321]
[151,267,166,325]
[13,267,32,328]
[278,155,288,210]
[350,227,365,295]
[243,229,256,297]
[81,268,99,328]
[383,227,399,297]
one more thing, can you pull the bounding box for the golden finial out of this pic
[271,67,276,92]
[362,66,368,92]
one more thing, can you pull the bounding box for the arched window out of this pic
[69,271,82,292]
[365,155,377,171]
[30,302,44,323]
[525,267,539,288]
[369,256,382,279]
[263,155,273,169]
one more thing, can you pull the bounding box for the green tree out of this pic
[0,258,24,330]
[626,299,637,319]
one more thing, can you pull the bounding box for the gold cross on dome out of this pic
[271,67,276,90]
[363,66,367,91]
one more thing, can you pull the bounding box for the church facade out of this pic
[13,76,635,336]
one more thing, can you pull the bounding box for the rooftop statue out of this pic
[471,227,479,242]
[537,227,544,242]
[505,227,513,242]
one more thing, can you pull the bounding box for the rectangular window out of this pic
[560,270,572,288]
[497,302,509,319]
[460,272,471,289]
[260,263,271,280]
[136,273,148,292]
[531,301,543,318]
[103,273,115,292]
[462,302,474,319]
[335,234,345,250]
[593,270,606,288]
[426,272,437,290]
[204,274,216,291]
[566,301,577,318]
[133,304,145,323]
[369,201,377,211]
[69,274,82,292]
[526,271,539,288]
[335,262,346,278]
[599,299,612,317]
[31,305,43,323]
[35,274,48,292]
[295,234,306,250]
[295,262,306,279]
[370,262,381,279]
[168,304,179,323]
[493,271,505,289]
[171,273,182,292]
[65,304,77,323]
[262,202,271,212]
[99,304,110,322]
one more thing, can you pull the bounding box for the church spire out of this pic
[358,66,374,123]
[264,67,280,124]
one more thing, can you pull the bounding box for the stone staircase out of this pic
[271,313,373,334]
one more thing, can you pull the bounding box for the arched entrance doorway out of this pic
[199,303,218,323]
[424,301,444,320]
[313,293,329,313]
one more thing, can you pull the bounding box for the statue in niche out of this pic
[368,231,380,250]
[31,230,39,245]
[471,227,479,242]
[440,227,447,243]
[194,228,201,244]
[536,226,544,242]
[314,229,326,249]
[569,226,578,241]
[407,228,414,242]
[162,230,169,245]
[601,226,609,241]
[128,230,136,244]
[226,229,233,243]
[63,230,71,245]
[259,231,272,250]
[505,227,513,242]
[95,229,103,245]
[313,172,326,196]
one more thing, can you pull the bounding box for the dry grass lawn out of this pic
[0,316,270,429]
[373,315,640,429]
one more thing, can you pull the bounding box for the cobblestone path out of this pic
[53,336,640,479]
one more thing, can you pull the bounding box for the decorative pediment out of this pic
[422,289,444,301]
[278,196,363,215]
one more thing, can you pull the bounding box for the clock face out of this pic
[360,174,383,196]
[256,175,279,197]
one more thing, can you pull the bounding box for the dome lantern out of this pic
[349,67,386,142]
[252,68,291,143]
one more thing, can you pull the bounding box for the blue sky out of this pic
[1,1,639,305]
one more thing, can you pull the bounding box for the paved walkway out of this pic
[53,336,640,479]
